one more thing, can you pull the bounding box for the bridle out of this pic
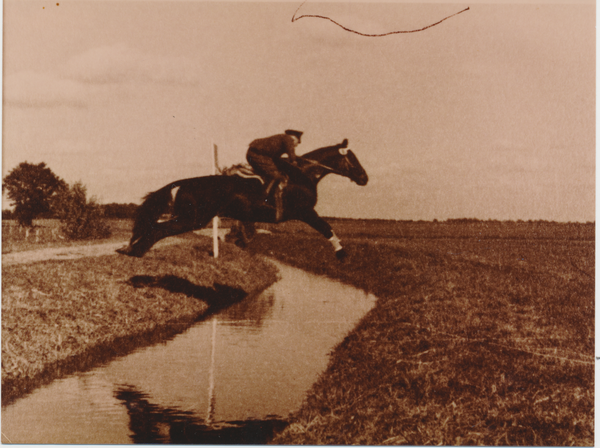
[302,150,353,177]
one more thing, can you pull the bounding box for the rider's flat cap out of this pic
[284,130,303,142]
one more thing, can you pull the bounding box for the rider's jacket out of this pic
[247,134,297,163]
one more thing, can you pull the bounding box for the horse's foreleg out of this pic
[301,211,347,261]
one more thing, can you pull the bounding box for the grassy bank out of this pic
[246,221,594,445]
[2,235,278,405]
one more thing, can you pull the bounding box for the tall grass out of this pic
[246,222,593,445]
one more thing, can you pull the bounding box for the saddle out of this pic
[221,160,312,222]
[221,163,286,220]
[221,161,311,190]
[220,164,265,184]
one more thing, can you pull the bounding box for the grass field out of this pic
[2,234,278,405]
[2,218,594,444]
[244,220,594,445]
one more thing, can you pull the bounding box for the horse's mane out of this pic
[300,143,341,161]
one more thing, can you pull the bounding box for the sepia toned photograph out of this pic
[1,0,594,445]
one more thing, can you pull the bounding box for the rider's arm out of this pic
[284,138,297,164]
[288,150,297,164]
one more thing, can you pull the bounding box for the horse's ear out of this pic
[339,147,348,155]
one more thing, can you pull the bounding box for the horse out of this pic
[116,139,368,260]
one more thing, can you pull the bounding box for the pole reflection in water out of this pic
[115,385,288,444]
[206,316,217,425]
[1,261,376,444]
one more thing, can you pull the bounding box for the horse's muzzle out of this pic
[354,174,368,186]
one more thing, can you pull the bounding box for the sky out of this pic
[2,0,595,222]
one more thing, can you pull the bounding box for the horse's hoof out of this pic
[116,245,130,256]
[335,249,348,262]
[234,239,247,249]
[116,245,143,257]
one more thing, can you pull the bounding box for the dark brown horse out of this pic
[116,140,368,260]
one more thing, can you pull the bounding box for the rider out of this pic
[246,130,303,222]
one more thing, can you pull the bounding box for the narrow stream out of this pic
[2,261,376,444]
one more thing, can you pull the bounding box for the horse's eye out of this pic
[339,148,348,155]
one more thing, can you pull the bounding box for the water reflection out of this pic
[1,262,376,444]
[2,276,249,407]
[115,385,287,444]
[220,291,276,332]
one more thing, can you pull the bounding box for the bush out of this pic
[101,202,139,219]
[55,182,111,240]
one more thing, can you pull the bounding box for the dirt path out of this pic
[2,229,231,266]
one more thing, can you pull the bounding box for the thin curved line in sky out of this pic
[291,3,470,36]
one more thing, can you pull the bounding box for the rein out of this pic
[302,157,348,177]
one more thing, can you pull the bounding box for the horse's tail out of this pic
[132,182,181,238]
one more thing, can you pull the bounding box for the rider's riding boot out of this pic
[274,183,285,222]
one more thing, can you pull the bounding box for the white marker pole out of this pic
[212,143,219,258]
[207,142,219,424]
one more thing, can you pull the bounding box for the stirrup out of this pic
[264,178,278,197]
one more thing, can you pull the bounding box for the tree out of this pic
[54,182,111,240]
[2,162,67,226]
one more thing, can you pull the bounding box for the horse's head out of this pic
[301,140,369,186]
[338,148,369,186]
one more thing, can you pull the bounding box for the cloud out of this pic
[61,43,200,86]
[4,44,201,108]
[3,70,88,108]
[48,139,95,155]
[485,139,565,176]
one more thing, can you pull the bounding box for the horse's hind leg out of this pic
[118,183,227,258]
[127,203,221,257]
[121,218,195,257]
[125,195,199,257]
